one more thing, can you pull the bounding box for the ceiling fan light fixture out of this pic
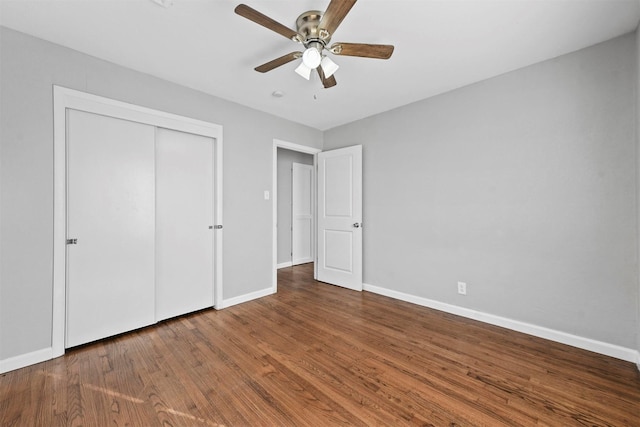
[295,62,313,80]
[320,56,339,78]
[301,47,322,69]
[235,2,395,89]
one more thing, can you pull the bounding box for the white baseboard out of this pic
[277,261,293,269]
[363,283,640,365]
[219,287,275,309]
[0,347,54,374]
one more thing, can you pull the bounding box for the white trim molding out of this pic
[0,348,54,374]
[363,283,640,364]
[277,261,293,269]
[220,287,275,309]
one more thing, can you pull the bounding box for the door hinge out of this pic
[66,238,78,245]
[209,225,223,230]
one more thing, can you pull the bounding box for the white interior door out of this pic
[317,145,362,291]
[66,110,156,347]
[155,128,214,321]
[292,163,314,265]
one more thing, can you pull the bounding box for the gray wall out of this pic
[276,148,314,265]
[636,27,640,360]
[325,34,638,349]
[0,27,323,361]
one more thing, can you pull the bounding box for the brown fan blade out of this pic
[255,52,302,73]
[318,0,356,39]
[318,66,337,89]
[330,42,394,59]
[235,4,301,41]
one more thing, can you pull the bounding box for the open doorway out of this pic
[277,149,314,268]
[272,140,321,292]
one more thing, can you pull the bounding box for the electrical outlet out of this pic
[457,281,467,295]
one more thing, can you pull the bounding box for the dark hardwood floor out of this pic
[2,263,639,426]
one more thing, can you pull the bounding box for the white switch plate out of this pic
[264,190,270,200]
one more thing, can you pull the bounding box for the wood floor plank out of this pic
[2,262,639,426]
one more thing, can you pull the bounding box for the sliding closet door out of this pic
[66,110,156,348]
[155,128,214,321]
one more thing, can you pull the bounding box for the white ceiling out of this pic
[1,0,639,130]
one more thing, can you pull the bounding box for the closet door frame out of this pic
[52,86,223,358]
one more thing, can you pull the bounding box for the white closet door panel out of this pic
[292,163,313,265]
[66,110,156,348]
[156,128,214,321]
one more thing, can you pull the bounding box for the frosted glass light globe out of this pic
[302,47,322,69]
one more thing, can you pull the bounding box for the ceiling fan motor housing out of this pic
[296,10,330,49]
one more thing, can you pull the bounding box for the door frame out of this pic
[272,139,321,293]
[52,86,223,358]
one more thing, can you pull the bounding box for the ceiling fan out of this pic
[234,0,394,88]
